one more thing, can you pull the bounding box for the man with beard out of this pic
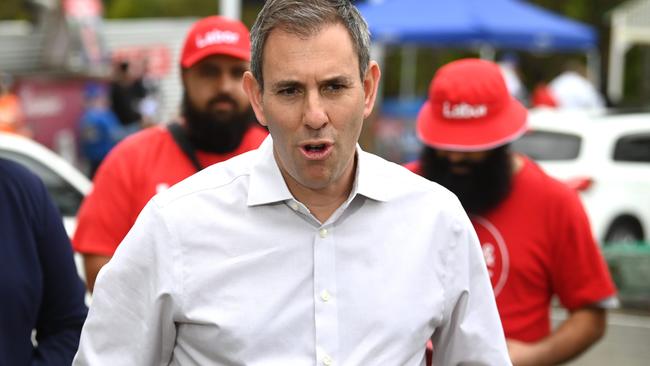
[408,59,617,366]
[73,16,267,291]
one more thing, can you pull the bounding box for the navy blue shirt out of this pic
[0,158,87,365]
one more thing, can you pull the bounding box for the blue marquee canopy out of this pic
[356,0,597,51]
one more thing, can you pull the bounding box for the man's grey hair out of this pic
[250,0,371,89]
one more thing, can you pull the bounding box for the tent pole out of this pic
[219,0,241,20]
[607,12,629,104]
[479,44,496,61]
[586,49,601,96]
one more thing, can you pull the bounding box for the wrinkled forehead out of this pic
[261,24,358,78]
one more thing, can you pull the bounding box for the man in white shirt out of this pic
[74,1,510,365]
[549,60,605,109]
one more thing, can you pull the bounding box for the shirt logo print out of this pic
[472,215,510,297]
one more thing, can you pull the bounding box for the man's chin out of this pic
[450,167,472,175]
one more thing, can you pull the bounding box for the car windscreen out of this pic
[0,150,84,216]
[511,130,581,161]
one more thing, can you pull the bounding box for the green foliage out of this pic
[0,0,29,21]
[104,0,262,27]
[106,0,217,18]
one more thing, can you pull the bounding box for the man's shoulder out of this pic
[362,152,459,203]
[152,148,257,208]
[101,126,174,164]
[0,158,41,193]
[116,125,170,149]
[518,156,579,200]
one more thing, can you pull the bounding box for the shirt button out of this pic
[319,228,328,238]
[320,290,331,302]
[323,355,333,366]
[289,201,299,211]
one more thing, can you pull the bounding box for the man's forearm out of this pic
[83,254,111,293]
[508,307,607,366]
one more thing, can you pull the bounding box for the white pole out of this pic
[608,12,628,104]
[586,49,601,92]
[479,44,496,61]
[219,0,241,20]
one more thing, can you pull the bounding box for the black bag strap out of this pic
[167,122,204,172]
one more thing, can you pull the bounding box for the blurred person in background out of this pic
[0,158,87,365]
[73,15,267,292]
[78,83,125,178]
[72,1,510,365]
[498,52,527,105]
[136,57,163,128]
[0,71,31,137]
[408,59,617,366]
[548,59,605,109]
[109,60,146,133]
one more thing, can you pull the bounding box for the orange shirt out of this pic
[0,94,25,134]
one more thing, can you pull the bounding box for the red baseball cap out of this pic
[181,16,251,68]
[416,58,528,152]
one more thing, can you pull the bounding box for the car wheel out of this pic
[604,219,644,245]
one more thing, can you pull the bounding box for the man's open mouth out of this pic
[304,144,327,152]
[300,142,333,160]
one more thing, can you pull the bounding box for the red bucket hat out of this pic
[416,58,528,152]
[181,16,251,68]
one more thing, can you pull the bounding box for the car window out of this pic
[511,130,581,161]
[0,150,83,216]
[613,134,650,163]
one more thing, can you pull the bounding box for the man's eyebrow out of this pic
[321,75,354,85]
[270,80,302,90]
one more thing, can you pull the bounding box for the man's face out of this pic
[420,146,513,215]
[244,23,379,193]
[183,54,250,120]
[182,54,254,153]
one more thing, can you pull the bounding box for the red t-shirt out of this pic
[407,156,616,342]
[73,125,268,256]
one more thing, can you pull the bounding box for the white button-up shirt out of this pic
[74,136,510,366]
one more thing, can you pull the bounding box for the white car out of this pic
[0,132,91,280]
[512,109,650,245]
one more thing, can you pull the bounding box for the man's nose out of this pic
[302,92,328,129]
[216,74,239,94]
[444,151,469,164]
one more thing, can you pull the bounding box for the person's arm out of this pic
[507,307,606,366]
[82,254,111,292]
[430,208,511,365]
[73,201,179,365]
[32,179,88,366]
[73,138,141,291]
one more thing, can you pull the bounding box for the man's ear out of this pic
[243,71,267,126]
[362,61,381,119]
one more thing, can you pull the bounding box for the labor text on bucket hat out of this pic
[416,58,528,152]
[181,16,251,68]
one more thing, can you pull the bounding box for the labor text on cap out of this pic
[442,102,488,119]
[196,29,240,49]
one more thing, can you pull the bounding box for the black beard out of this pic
[181,93,255,154]
[420,145,513,215]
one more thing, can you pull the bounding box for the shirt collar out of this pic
[247,135,395,206]
[247,136,293,206]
